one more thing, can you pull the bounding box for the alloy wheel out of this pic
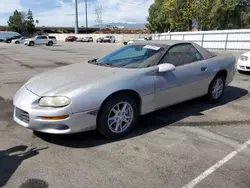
[107,102,134,133]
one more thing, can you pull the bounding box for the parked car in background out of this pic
[13,40,236,139]
[4,35,23,43]
[24,35,57,46]
[103,35,116,43]
[237,51,250,74]
[83,37,93,42]
[65,36,77,42]
[96,37,104,43]
[0,31,21,42]
[124,38,148,45]
[12,37,28,44]
[76,37,84,42]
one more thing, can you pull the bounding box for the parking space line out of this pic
[182,138,250,188]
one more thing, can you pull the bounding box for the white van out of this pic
[103,35,116,43]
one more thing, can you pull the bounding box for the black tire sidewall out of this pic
[48,41,53,46]
[98,95,138,139]
[30,42,34,46]
[207,75,225,103]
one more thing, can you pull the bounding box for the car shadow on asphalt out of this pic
[34,86,249,148]
[0,146,48,187]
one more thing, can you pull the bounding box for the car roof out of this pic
[134,40,194,46]
[132,40,215,59]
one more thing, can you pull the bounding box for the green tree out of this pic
[7,10,26,34]
[26,9,36,35]
[146,0,171,33]
[196,0,250,30]
[146,0,250,32]
[146,0,198,32]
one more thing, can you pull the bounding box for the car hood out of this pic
[241,51,250,57]
[25,62,137,96]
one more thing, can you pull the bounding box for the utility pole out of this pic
[85,0,88,34]
[75,0,79,34]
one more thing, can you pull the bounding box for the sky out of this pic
[0,0,154,27]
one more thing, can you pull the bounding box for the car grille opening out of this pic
[246,66,250,70]
[239,66,245,69]
[15,107,30,124]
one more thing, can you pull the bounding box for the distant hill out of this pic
[92,22,146,29]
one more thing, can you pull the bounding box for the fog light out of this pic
[41,115,69,120]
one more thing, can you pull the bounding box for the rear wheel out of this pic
[48,41,53,46]
[97,94,138,139]
[15,41,20,44]
[207,74,226,103]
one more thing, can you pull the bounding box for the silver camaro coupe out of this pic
[13,40,236,139]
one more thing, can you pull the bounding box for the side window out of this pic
[41,36,47,39]
[162,44,203,67]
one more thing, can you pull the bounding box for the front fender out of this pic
[69,75,155,115]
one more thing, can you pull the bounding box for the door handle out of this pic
[201,67,207,72]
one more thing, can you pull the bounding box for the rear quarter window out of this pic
[49,36,56,39]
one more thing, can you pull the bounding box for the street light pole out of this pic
[85,0,88,34]
[75,0,79,34]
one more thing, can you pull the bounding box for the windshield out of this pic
[95,44,167,68]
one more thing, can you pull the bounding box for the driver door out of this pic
[154,43,210,110]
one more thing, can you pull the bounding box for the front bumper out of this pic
[237,60,250,72]
[13,86,97,134]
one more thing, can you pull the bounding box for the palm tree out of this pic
[35,20,39,27]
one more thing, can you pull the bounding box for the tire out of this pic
[29,41,34,46]
[113,40,116,43]
[97,94,138,139]
[7,40,11,43]
[48,41,53,46]
[15,41,20,44]
[207,74,226,103]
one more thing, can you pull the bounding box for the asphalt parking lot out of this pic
[0,42,250,188]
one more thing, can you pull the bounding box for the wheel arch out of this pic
[97,89,142,123]
[216,69,228,79]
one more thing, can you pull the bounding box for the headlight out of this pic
[39,96,71,107]
[240,55,248,61]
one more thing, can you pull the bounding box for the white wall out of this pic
[152,29,250,50]
[49,33,151,43]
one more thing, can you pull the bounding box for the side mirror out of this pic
[158,63,176,73]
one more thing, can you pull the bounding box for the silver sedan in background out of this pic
[12,37,28,44]
[13,40,236,139]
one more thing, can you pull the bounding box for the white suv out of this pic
[103,35,116,43]
[24,35,57,46]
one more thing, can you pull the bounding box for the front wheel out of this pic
[29,41,35,46]
[207,74,225,103]
[97,94,138,139]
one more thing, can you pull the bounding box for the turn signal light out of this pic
[41,115,69,120]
